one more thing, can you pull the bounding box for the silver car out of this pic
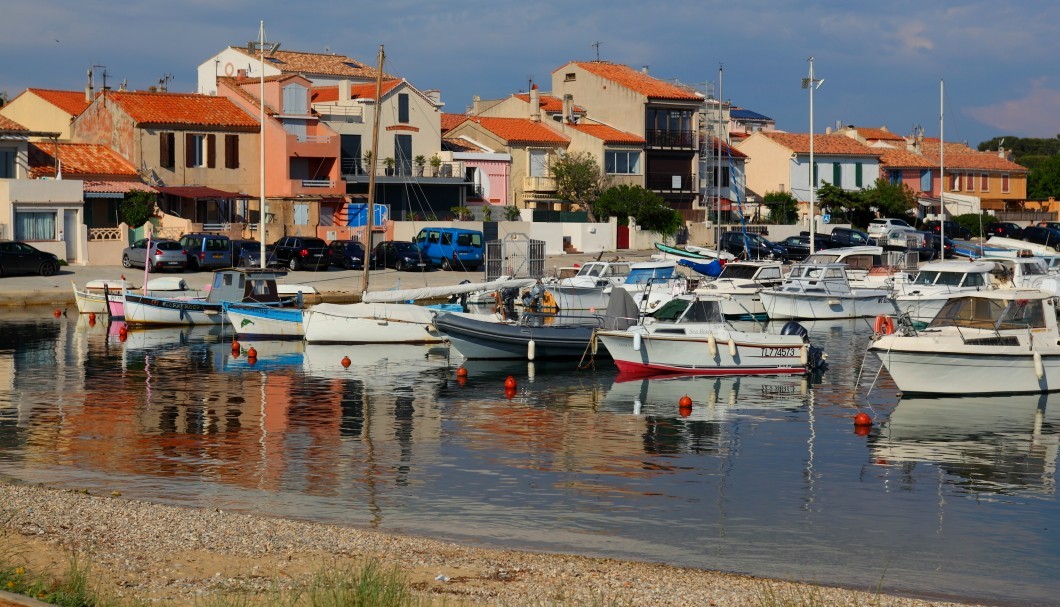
[121,238,187,272]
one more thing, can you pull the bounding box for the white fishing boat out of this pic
[802,246,914,288]
[106,276,202,320]
[892,260,1012,324]
[123,269,294,327]
[759,262,895,320]
[594,291,827,378]
[71,279,134,314]
[541,259,633,311]
[692,261,786,319]
[870,290,1060,395]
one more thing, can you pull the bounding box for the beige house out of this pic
[0,88,91,140]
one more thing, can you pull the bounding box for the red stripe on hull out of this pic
[613,359,806,378]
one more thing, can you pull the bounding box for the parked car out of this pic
[922,233,957,259]
[983,222,1023,239]
[0,240,60,277]
[867,218,914,238]
[414,227,485,270]
[1021,226,1060,251]
[230,240,269,267]
[718,231,787,260]
[326,240,365,270]
[121,238,187,272]
[179,233,232,271]
[269,236,330,271]
[923,220,972,240]
[371,241,434,271]
[827,227,873,248]
[777,236,812,260]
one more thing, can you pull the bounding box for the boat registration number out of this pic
[761,347,797,357]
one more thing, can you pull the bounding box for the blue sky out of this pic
[3,1,1058,147]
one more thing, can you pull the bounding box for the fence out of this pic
[484,233,545,281]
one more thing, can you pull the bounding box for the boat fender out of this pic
[800,345,809,366]
[873,314,895,335]
[633,332,642,351]
[1034,351,1044,380]
[707,334,718,357]
[528,338,536,361]
[728,338,737,358]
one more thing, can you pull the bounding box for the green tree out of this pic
[762,191,798,224]
[502,205,521,221]
[120,191,155,227]
[816,182,865,225]
[594,184,682,235]
[858,178,917,226]
[1029,155,1060,199]
[977,135,1060,160]
[550,151,608,221]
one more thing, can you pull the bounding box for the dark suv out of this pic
[718,231,786,260]
[827,227,873,248]
[984,222,1023,239]
[269,236,330,270]
[179,233,232,271]
[1021,226,1060,251]
[924,220,972,240]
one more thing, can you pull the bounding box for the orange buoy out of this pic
[53,309,62,318]
[504,386,517,400]
[119,332,127,342]
[231,349,240,359]
[457,376,468,387]
[231,340,241,352]
[341,355,352,368]
[504,375,517,389]
[456,367,468,378]
[88,313,96,323]
[118,325,128,337]
[679,395,693,407]
[246,346,257,359]
[854,412,872,427]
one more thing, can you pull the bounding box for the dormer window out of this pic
[282,83,308,114]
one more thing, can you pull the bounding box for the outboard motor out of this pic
[500,287,520,321]
[449,279,471,313]
[780,320,810,341]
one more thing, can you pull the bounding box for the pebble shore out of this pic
[1,483,982,607]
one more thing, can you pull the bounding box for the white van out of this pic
[867,218,914,238]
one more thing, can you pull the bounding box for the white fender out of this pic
[708,334,718,357]
[633,332,642,351]
[527,339,536,361]
[527,361,536,382]
[633,398,642,415]
[728,338,737,358]
[800,345,809,366]
[1034,351,1044,380]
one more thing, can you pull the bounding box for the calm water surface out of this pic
[0,309,1058,606]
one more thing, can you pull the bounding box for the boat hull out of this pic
[596,330,810,377]
[123,293,222,326]
[436,312,598,360]
[761,291,894,319]
[225,303,305,339]
[543,284,610,311]
[303,303,444,344]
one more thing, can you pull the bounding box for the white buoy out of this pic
[527,361,536,382]
[708,334,718,357]
[800,345,809,366]
[633,398,642,415]
[1034,350,1044,380]
[633,332,642,351]
[728,338,737,357]
[527,339,536,361]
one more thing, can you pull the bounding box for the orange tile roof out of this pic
[310,79,402,103]
[28,142,138,178]
[105,91,259,128]
[443,137,487,153]
[0,115,28,131]
[28,88,91,116]
[217,76,280,115]
[233,47,388,80]
[83,180,156,194]
[878,147,936,169]
[441,113,468,133]
[566,62,702,101]
[760,132,880,156]
[512,93,586,114]
[918,141,1027,171]
[566,123,644,144]
[705,138,747,159]
[851,127,905,141]
[465,117,569,144]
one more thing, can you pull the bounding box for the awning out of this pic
[156,185,244,199]
[83,180,158,199]
[979,199,1006,211]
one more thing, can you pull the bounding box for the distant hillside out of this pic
[977,136,1060,200]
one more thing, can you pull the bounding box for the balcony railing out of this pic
[646,129,695,149]
[301,179,334,188]
[313,104,365,123]
[523,175,557,192]
[297,135,332,144]
[342,160,465,179]
[646,172,694,192]
[88,227,123,241]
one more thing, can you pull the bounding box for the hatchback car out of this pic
[231,240,268,267]
[269,236,330,271]
[371,241,433,271]
[0,240,60,276]
[327,240,365,270]
[121,238,187,272]
[777,236,812,261]
[983,222,1023,239]
[922,233,957,259]
[180,233,232,271]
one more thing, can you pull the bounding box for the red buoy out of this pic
[53,309,62,318]
[246,346,257,359]
[456,367,468,378]
[118,325,128,337]
[88,313,96,323]
[341,355,352,368]
[457,376,468,387]
[854,412,872,427]
[504,375,517,389]
[504,386,517,400]
[679,395,693,407]
[231,340,241,353]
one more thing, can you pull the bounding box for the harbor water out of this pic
[0,308,1058,605]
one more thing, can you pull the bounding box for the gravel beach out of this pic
[0,483,982,607]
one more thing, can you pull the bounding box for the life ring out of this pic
[224,62,235,77]
[874,314,895,335]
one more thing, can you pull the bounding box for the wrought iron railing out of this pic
[646,129,695,148]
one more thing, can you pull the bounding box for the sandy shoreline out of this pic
[0,482,983,607]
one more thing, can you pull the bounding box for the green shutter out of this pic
[833,163,841,187]
[855,163,863,187]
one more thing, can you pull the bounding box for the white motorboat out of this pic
[123,269,294,327]
[802,246,914,288]
[542,259,632,311]
[72,279,134,314]
[692,261,786,319]
[759,262,895,320]
[870,290,1060,395]
[893,260,1012,324]
[594,291,827,378]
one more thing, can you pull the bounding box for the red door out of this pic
[617,225,630,249]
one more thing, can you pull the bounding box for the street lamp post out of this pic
[249,22,279,268]
[801,57,824,254]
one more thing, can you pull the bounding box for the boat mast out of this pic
[360,45,385,297]
[939,79,945,259]
[715,66,723,258]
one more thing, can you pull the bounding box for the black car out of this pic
[777,236,812,260]
[718,231,787,260]
[922,233,957,259]
[1021,226,1060,251]
[0,240,60,276]
[924,220,972,240]
[983,222,1023,239]
[326,240,365,270]
[827,227,873,248]
[269,236,330,271]
[371,241,433,271]
[231,240,270,267]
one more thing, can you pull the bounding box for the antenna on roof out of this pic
[591,41,601,61]
[158,73,173,92]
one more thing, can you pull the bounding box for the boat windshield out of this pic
[652,298,723,323]
[624,266,675,285]
[928,296,1047,330]
[717,264,761,280]
[912,271,940,285]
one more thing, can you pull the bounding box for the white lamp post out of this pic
[249,22,279,268]
[801,57,824,254]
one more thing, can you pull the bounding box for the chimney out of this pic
[338,80,351,102]
[236,69,248,80]
[85,68,94,102]
[641,66,649,74]
[423,89,442,105]
[529,84,541,122]
[472,95,482,114]
[825,126,832,134]
[563,94,574,123]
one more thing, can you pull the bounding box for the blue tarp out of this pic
[679,258,725,277]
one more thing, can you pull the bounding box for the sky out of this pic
[3,0,1059,148]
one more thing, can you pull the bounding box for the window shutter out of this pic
[225,134,239,169]
[185,133,195,167]
[159,133,170,168]
[207,134,216,168]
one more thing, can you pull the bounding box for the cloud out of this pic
[895,22,933,53]
[964,79,1060,137]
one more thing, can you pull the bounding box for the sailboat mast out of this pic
[360,45,385,297]
[716,65,723,257]
[939,79,945,259]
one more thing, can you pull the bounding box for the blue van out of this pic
[414,227,485,271]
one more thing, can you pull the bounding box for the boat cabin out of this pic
[621,261,676,286]
[928,291,1053,334]
[905,261,1001,290]
[775,263,856,294]
[562,261,632,288]
[206,269,287,304]
[650,295,725,325]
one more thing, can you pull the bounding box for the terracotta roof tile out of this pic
[0,115,29,131]
[443,137,486,153]
[28,88,91,116]
[217,76,280,115]
[310,79,402,103]
[83,180,157,194]
[760,132,880,156]
[566,62,703,101]
[566,123,644,144]
[105,91,259,128]
[512,93,586,114]
[28,142,138,178]
[851,127,905,141]
[917,141,1027,171]
[232,47,389,80]
[705,138,747,158]
[441,113,468,133]
[878,147,936,169]
[466,117,569,144]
